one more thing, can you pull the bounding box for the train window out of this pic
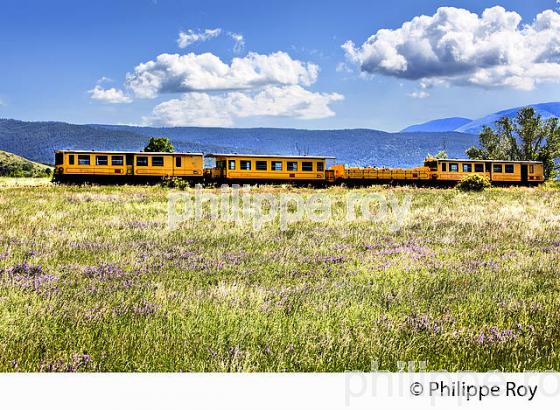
[287,162,298,171]
[136,157,148,166]
[112,156,124,166]
[55,152,63,165]
[493,164,503,173]
[271,161,282,171]
[441,163,447,172]
[96,156,108,166]
[317,162,324,171]
[176,157,182,168]
[240,160,251,170]
[78,155,91,166]
[152,156,164,167]
[228,160,236,170]
[485,163,491,172]
[449,163,459,172]
[505,164,514,173]
[69,155,75,165]
[475,164,484,172]
[256,161,267,171]
[302,162,313,172]
[462,164,472,172]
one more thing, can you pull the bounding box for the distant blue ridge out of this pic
[401,117,472,133]
[455,102,560,134]
[403,102,560,135]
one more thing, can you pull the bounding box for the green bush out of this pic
[456,174,492,192]
[160,176,189,190]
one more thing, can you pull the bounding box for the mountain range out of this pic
[401,102,560,134]
[0,118,473,167]
[1,102,558,168]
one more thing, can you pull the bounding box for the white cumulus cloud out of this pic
[88,85,132,104]
[143,85,344,127]
[177,28,221,48]
[125,51,319,98]
[343,6,560,90]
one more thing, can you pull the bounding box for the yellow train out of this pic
[332,157,545,185]
[206,153,336,183]
[54,150,545,186]
[54,150,204,182]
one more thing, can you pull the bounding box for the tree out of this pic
[466,107,560,180]
[434,150,448,159]
[144,137,175,153]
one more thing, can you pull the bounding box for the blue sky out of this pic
[0,0,559,131]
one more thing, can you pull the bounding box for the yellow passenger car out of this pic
[432,159,544,184]
[54,150,204,181]
[206,153,336,183]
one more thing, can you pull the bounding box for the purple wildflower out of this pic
[404,314,441,334]
[83,263,126,279]
[84,306,103,320]
[40,354,93,372]
[314,255,346,264]
[133,301,159,316]
[475,326,520,346]
[6,262,44,277]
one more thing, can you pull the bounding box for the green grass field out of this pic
[0,179,559,371]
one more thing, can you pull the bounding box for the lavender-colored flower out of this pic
[368,241,435,261]
[132,301,159,316]
[477,333,486,345]
[40,354,93,372]
[475,326,520,346]
[404,314,441,334]
[314,255,346,264]
[83,263,127,279]
[7,262,44,277]
[19,274,59,291]
[84,306,103,320]
[67,241,108,251]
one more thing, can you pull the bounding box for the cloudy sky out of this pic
[1,0,560,131]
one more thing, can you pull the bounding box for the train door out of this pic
[126,154,134,175]
[214,160,226,179]
[521,164,528,184]
[486,162,492,182]
[173,155,182,177]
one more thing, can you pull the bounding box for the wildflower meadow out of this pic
[0,179,559,371]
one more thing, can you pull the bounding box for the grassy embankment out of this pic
[0,150,51,178]
[0,180,559,371]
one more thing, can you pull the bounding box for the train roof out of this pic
[55,150,204,156]
[435,158,543,164]
[206,153,336,159]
